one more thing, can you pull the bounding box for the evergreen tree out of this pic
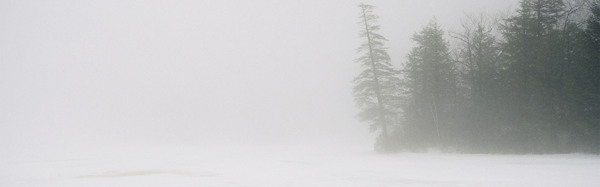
[354,0,599,154]
[580,0,600,152]
[401,20,456,150]
[500,0,566,152]
[354,3,400,152]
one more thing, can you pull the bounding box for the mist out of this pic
[1,0,522,150]
[1,0,367,150]
[2,0,598,186]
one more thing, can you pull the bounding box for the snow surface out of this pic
[1,145,599,187]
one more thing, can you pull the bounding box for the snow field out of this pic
[1,145,599,186]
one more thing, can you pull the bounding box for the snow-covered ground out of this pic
[1,145,599,187]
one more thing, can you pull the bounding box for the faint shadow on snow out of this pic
[74,170,216,178]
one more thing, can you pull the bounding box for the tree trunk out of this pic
[361,7,388,138]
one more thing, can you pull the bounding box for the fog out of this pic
[4,1,600,186]
[1,0,521,151]
[2,0,363,149]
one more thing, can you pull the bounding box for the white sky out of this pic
[0,0,520,151]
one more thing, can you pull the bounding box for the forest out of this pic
[354,0,600,154]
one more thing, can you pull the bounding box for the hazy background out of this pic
[1,0,519,153]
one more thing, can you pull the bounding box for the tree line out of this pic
[354,0,600,154]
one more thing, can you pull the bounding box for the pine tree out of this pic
[402,20,456,150]
[581,0,600,153]
[354,3,400,152]
[500,0,566,152]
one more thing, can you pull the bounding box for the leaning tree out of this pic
[354,3,400,152]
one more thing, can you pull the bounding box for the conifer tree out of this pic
[354,3,400,152]
[500,0,566,152]
[402,20,456,149]
[581,0,600,152]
